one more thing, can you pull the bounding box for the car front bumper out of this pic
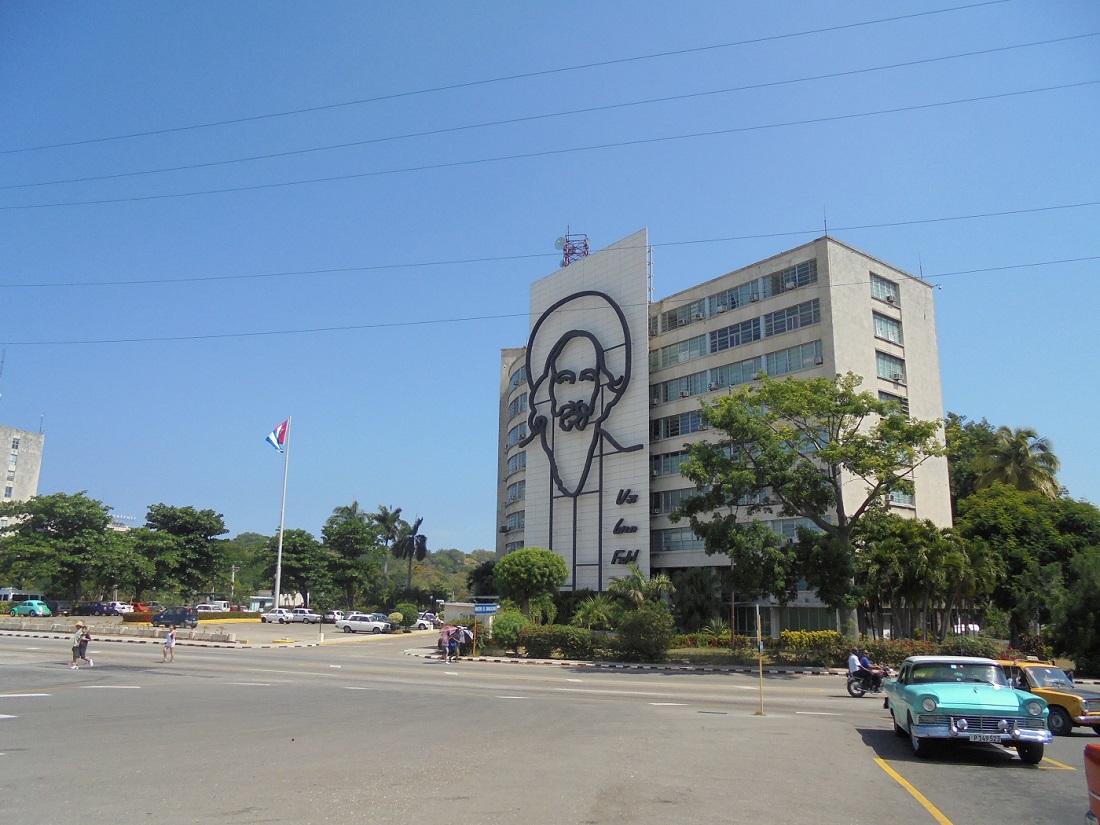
[913,716,1052,745]
[1074,713,1100,725]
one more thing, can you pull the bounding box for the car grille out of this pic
[1084,699,1100,713]
[917,714,1046,731]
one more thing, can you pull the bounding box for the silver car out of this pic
[334,612,389,634]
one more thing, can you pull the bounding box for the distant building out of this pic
[0,425,44,529]
[496,230,952,633]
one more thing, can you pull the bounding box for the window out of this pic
[506,423,528,447]
[7,454,15,469]
[3,486,11,499]
[508,393,528,419]
[766,340,823,376]
[651,450,690,477]
[509,366,527,390]
[506,511,525,531]
[651,526,705,553]
[871,273,900,305]
[507,451,527,475]
[876,351,906,382]
[763,299,820,337]
[762,260,818,298]
[709,281,759,314]
[878,391,910,416]
[10,438,19,451]
[653,411,705,440]
[888,487,915,507]
[655,334,709,370]
[651,487,706,514]
[504,541,523,553]
[506,480,526,503]
[658,298,708,332]
[711,318,761,353]
[713,355,765,389]
[873,312,902,344]
[5,470,13,482]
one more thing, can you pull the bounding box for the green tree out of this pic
[263,529,328,606]
[670,567,724,632]
[1050,547,1100,676]
[680,372,944,626]
[122,527,180,601]
[370,504,404,587]
[394,601,419,630]
[493,547,568,617]
[322,516,381,608]
[606,561,675,609]
[144,503,228,594]
[944,413,998,516]
[973,426,1061,499]
[570,593,620,631]
[392,516,428,593]
[467,558,497,597]
[0,491,116,599]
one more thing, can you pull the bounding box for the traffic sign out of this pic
[474,603,498,615]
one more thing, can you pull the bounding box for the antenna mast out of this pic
[554,226,589,267]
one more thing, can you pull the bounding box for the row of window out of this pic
[507,451,527,476]
[3,486,11,499]
[651,517,823,553]
[509,366,527,391]
[504,540,523,553]
[506,422,528,448]
[871,273,900,305]
[505,511,525,531]
[11,438,19,451]
[506,480,526,503]
[651,339,824,404]
[651,298,820,372]
[876,351,906,383]
[650,260,819,335]
[650,485,779,514]
[508,392,528,420]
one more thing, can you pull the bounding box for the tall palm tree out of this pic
[329,501,369,525]
[393,516,428,592]
[371,505,404,586]
[974,426,1061,498]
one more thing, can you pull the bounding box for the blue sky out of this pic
[1,1,1097,551]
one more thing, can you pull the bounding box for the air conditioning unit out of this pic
[708,382,718,391]
[651,398,660,407]
[750,295,759,303]
[693,312,704,321]
[651,508,661,515]
[885,295,895,304]
[677,318,687,327]
[699,423,710,431]
[814,356,824,365]
[499,525,509,533]
[680,390,691,398]
[890,373,904,382]
[651,469,660,477]
[785,281,796,290]
[716,306,728,313]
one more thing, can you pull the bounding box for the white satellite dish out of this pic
[554,237,567,251]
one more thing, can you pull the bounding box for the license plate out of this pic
[968,733,1002,743]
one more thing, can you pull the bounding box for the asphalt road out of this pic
[0,631,1093,824]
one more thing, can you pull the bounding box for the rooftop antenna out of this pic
[555,226,589,267]
[823,205,828,237]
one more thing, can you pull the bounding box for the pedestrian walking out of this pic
[440,625,457,663]
[70,621,92,668]
[162,625,176,662]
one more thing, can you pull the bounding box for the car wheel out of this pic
[372,627,382,634]
[909,714,932,758]
[892,710,907,739]
[1016,742,1044,765]
[1047,706,1072,736]
[279,618,286,624]
[342,626,353,633]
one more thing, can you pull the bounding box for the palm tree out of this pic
[393,516,428,592]
[607,562,675,608]
[371,505,404,586]
[571,594,619,630]
[974,426,1061,498]
[329,501,369,526]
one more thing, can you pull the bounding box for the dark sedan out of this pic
[72,602,114,616]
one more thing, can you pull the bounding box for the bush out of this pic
[515,624,597,660]
[489,609,529,653]
[937,635,1007,660]
[394,602,418,630]
[614,604,676,663]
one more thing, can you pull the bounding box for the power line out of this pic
[0,0,1012,155]
[8,31,1092,192]
[2,200,1096,289]
[4,79,1095,211]
[2,255,1094,347]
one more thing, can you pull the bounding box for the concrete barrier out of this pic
[0,617,236,643]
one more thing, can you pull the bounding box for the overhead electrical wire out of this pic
[0,0,1013,155]
[6,32,1093,192]
[2,200,1096,289]
[1,254,1095,347]
[3,80,1095,211]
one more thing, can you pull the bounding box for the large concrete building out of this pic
[0,425,45,528]
[497,229,952,631]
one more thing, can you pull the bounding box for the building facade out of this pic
[0,425,45,530]
[497,231,952,631]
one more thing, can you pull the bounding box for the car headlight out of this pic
[922,697,938,712]
[1025,700,1043,717]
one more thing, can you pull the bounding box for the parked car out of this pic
[9,599,51,617]
[194,604,221,613]
[334,612,389,634]
[999,657,1100,736]
[289,608,322,624]
[103,601,133,614]
[365,612,394,631]
[45,600,72,616]
[261,608,295,624]
[322,610,344,624]
[151,606,198,628]
[415,613,437,630]
[72,602,109,616]
[884,655,1051,764]
[130,602,152,614]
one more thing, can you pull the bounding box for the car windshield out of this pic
[1025,667,1072,688]
[910,662,1009,686]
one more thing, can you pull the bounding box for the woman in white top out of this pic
[162,625,176,662]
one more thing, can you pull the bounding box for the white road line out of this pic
[0,694,50,698]
[795,711,841,716]
[496,696,529,700]
[565,678,584,682]
[555,688,675,697]
[650,702,688,706]
[82,685,141,689]
[228,682,271,686]
[0,714,17,719]
[329,665,342,668]
[343,686,373,690]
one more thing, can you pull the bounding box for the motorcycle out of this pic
[846,665,893,698]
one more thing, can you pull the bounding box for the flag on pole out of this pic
[266,419,289,452]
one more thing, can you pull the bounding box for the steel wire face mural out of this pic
[522,290,643,589]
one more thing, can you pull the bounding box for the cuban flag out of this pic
[266,419,289,452]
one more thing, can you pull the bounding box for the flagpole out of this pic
[273,416,291,610]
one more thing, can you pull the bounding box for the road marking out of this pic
[343,686,373,690]
[81,685,141,689]
[650,702,687,706]
[566,678,584,682]
[1040,756,1076,770]
[556,688,675,697]
[329,665,342,668]
[874,758,953,825]
[0,693,50,698]
[795,711,841,716]
[0,714,16,719]
[496,696,529,700]
[24,647,40,650]
[228,682,271,686]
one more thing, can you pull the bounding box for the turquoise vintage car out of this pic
[884,655,1051,764]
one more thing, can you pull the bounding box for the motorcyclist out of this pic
[859,650,883,692]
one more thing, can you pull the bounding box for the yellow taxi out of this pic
[999,657,1100,737]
